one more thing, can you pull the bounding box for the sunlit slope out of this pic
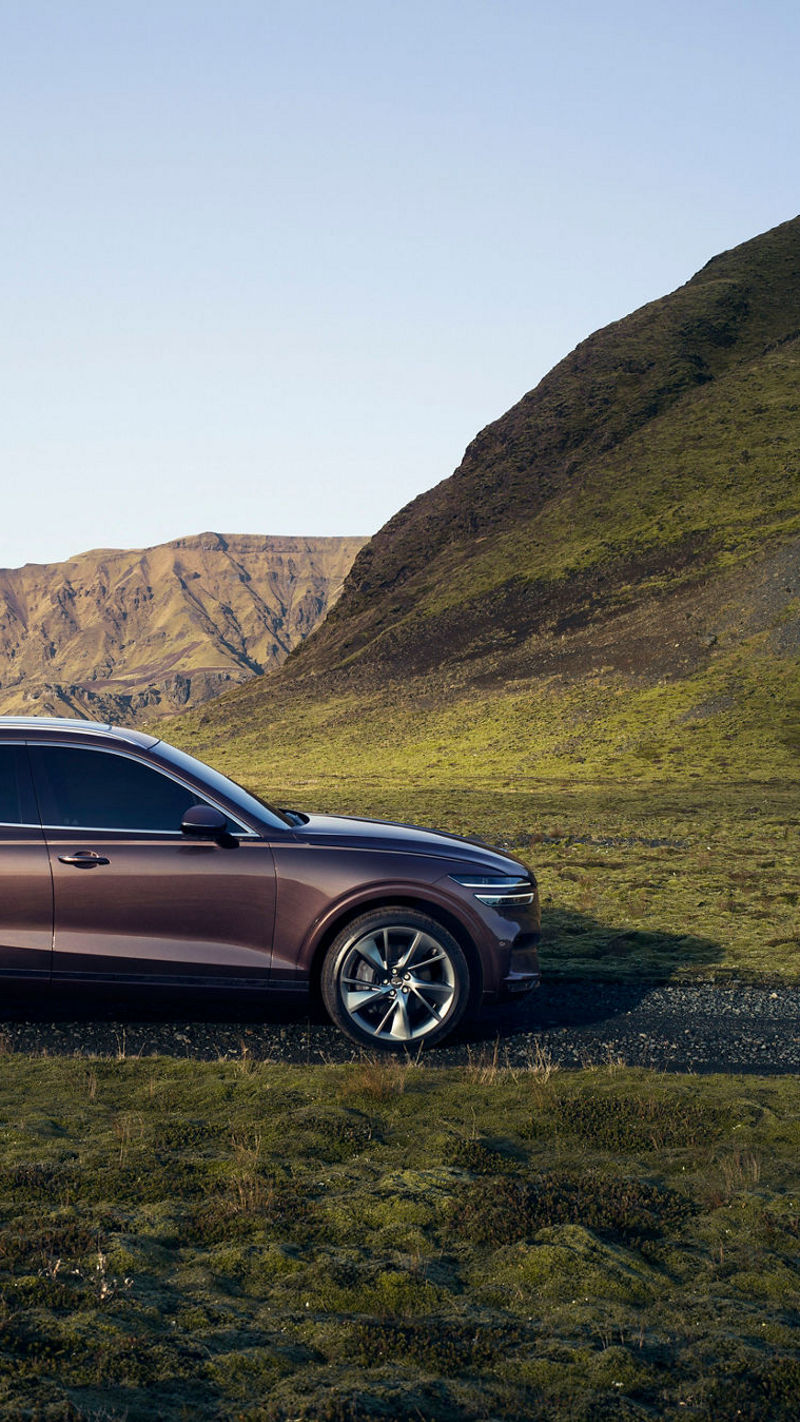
[166,217,800,786]
[279,337,800,686]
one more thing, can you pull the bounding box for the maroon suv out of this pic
[0,717,540,1050]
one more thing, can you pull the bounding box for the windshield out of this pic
[151,741,292,831]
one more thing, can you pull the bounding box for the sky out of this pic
[1,0,798,569]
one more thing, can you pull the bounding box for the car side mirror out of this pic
[181,804,229,839]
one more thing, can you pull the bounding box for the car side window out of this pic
[28,745,220,833]
[0,745,39,826]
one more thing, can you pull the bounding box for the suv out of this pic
[0,717,540,1050]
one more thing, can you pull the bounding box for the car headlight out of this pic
[449,873,535,907]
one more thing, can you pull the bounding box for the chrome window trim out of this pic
[22,739,259,838]
[38,825,259,839]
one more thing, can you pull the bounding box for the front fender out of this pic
[305,879,489,968]
[270,869,493,988]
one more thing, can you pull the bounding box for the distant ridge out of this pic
[0,531,365,723]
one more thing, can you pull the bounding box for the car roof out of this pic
[0,716,159,749]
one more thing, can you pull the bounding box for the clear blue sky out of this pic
[1,0,798,568]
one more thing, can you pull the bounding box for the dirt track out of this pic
[1,981,799,1073]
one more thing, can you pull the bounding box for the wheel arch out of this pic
[308,894,484,1010]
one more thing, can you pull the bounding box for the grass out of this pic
[6,713,799,1421]
[181,636,800,783]
[0,1056,798,1419]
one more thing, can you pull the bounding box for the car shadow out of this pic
[0,909,722,1057]
[453,906,723,1046]
[0,983,313,1027]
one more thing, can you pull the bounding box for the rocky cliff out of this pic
[0,532,365,723]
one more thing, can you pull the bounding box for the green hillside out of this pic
[165,215,800,785]
[280,214,800,683]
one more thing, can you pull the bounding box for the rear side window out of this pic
[0,745,39,826]
[28,745,217,832]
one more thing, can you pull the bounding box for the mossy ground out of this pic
[0,1058,798,1419]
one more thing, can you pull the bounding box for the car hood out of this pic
[292,812,529,874]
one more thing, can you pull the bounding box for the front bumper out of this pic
[434,858,542,995]
[499,937,541,997]
[438,868,541,1000]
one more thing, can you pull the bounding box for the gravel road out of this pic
[1,982,799,1073]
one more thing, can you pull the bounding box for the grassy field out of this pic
[0,1056,798,1420]
[2,739,798,1421]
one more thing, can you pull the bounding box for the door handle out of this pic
[58,851,111,868]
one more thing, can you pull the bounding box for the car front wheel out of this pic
[321,908,471,1051]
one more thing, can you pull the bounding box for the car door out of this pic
[28,741,276,988]
[0,742,53,980]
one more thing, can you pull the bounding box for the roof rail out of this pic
[0,716,157,748]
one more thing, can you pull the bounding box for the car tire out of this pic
[321,907,471,1052]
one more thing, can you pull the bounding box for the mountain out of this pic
[0,532,365,724]
[279,214,800,689]
[165,216,800,788]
